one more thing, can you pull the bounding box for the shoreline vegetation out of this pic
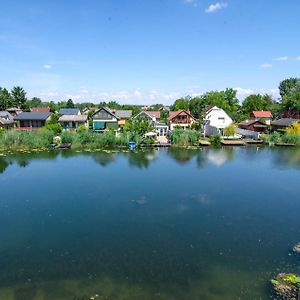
[0,128,299,153]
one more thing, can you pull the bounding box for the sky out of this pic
[0,0,300,105]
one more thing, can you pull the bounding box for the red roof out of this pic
[143,111,160,119]
[252,111,272,118]
[168,110,194,121]
[31,107,51,113]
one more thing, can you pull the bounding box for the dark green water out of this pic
[0,147,299,300]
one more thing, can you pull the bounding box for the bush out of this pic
[282,134,300,145]
[171,129,200,146]
[209,135,221,147]
[0,129,54,150]
[77,125,88,133]
[224,124,236,137]
[286,122,300,135]
[44,123,62,134]
[61,131,74,143]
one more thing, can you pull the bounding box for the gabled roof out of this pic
[272,118,300,127]
[135,111,160,120]
[0,111,15,125]
[239,119,266,127]
[203,105,216,113]
[113,110,132,119]
[252,111,272,118]
[168,110,195,121]
[144,111,160,119]
[31,107,51,113]
[14,112,52,121]
[59,115,88,122]
[92,107,119,119]
[59,108,80,115]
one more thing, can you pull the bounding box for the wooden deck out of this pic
[221,140,246,146]
[199,140,211,146]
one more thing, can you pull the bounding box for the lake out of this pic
[0,147,299,300]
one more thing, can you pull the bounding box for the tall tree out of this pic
[172,98,189,111]
[66,98,75,108]
[0,87,13,110]
[279,78,300,98]
[242,94,273,115]
[11,86,27,109]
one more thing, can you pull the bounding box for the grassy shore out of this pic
[0,128,299,152]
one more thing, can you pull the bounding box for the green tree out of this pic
[172,98,189,111]
[282,92,300,112]
[107,101,121,109]
[66,99,75,108]
[123,116,154,136]
[0,88,13,110]
[27,97,42,108]
[11,86,27,109]
[242,94,273,115]
[279,78,300,98]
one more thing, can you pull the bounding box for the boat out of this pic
[55,143,72,149]
[128,141,137,150]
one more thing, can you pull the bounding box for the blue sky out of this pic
[0,0,299,104]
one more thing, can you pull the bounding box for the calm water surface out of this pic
[0,147,299,300]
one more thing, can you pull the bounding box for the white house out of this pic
[203,105,233,136]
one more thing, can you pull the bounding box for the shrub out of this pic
[44,123,62,134]
[286,122,300,135]
[77,125,88,133]
[224,124,236,137]
[209,135,221,147]
[61,131,74,143]
[171,129,200,146]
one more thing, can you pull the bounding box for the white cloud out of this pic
[43,64,52,69]
[234,87,254,98]
[274,56,288,61]
[260,63,272,68]
[297,56,300,60]
[205,2,228,13]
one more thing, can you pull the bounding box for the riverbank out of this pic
[0,129,299,153]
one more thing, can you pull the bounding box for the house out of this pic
[134,111,168,136]
[14,112,52,130]
[6,107,22,117]
[58,108,81,115]
[111,110,132,127]
[0,111,15,129]
[168,110,196,131]
[91,107,119,131]
[135,111,161,122]
[238,119,268,133]
[58,114,89,130]
[272,118,300,131]
[203,106,233,136]
[252,111,272,125]
[31,107,51,113]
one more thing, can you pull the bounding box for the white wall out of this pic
[204,106,232,129]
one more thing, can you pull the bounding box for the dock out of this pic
[199,140,211,146]
[221,140,246,146]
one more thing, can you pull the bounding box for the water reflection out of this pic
[0,147,300,175]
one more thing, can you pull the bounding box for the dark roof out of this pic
[203,105,215,113]
[272,118,300,127]
[0,111,15,125]
[14,112,52,121]
[239,119,266,127]
[59,108,80,115]
[113,110,132,119]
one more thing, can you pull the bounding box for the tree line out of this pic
[1,78,299,122]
